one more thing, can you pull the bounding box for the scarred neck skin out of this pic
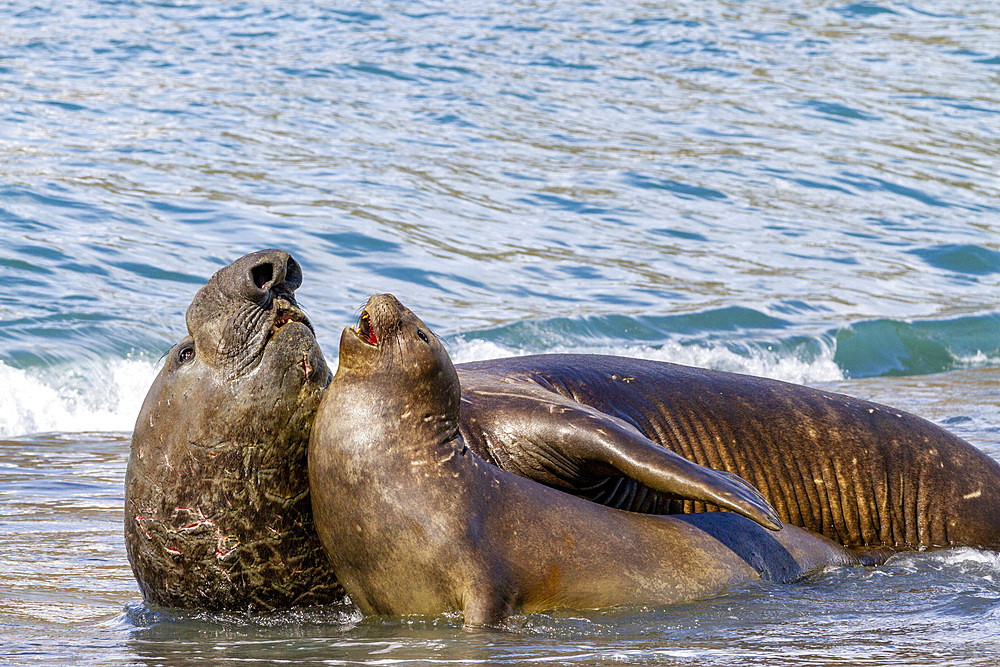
[126,374,338,610]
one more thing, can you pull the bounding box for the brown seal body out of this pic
[308,295,857,626]
[456,355,1000,550]
[124,249,341,611]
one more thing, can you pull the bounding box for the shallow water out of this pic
[1,0,999,664]
[5,370,1000,665]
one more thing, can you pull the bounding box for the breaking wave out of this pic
[2,310,996,438]
[0,357,159,439]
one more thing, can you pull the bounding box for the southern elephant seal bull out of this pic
[124,249,341,611]
[308,294,858,626]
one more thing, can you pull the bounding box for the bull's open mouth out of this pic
[270,300,313,340]
[355,309,378,346]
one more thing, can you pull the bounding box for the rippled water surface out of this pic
[1,0,999,664]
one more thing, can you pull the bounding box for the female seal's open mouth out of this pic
[355,310,378,346]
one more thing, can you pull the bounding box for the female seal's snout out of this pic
[352,294,408,347]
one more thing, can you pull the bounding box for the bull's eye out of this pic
[178,346,195,364]
[417,330,429,343]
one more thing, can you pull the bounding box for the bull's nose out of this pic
[243,249,303,298]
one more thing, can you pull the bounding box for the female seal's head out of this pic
[336,293,461,426]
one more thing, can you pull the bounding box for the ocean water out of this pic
[1,0,999,664]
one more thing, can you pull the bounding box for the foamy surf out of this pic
[886,547,1000,582]
[449,337,845,386]
[0,357,160,439]
[0,337,878,438]
[955,351,1000,369]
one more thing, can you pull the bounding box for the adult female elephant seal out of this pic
[309,294,858,626]
[124,249,342,611]
[125,250,777,612]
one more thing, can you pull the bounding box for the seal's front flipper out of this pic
[460,386,781,531]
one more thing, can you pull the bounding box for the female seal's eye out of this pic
[178,346,195,363]
[417,330,429,343]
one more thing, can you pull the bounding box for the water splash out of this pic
[5,308,997,439]
[450,336,844,385]
[0,335,841,439]
[0,357,158,438]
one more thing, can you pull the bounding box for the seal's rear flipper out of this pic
[459,384,782,531]
[849,546,895,566]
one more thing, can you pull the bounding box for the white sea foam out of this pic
[0,357,160,439]
[0,338,842,438]
[450,337,845,386]
[939,548,1000,568]
[889,547,1000,581]
[955,350,1000,369]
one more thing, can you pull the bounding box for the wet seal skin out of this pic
[124,249,340,612]
[308,294,858,626]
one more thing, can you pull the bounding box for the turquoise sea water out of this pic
[1,1,999,664]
